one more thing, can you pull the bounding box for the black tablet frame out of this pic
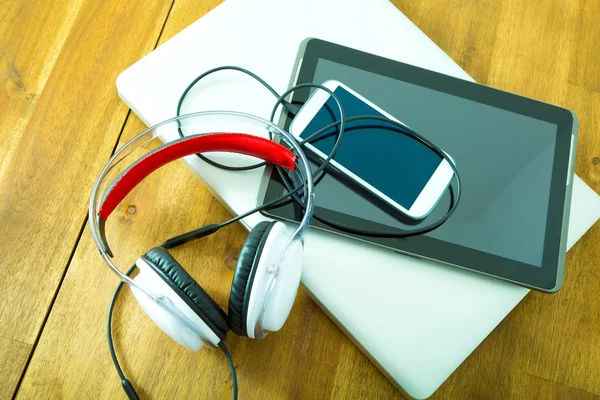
[260,38,578,292]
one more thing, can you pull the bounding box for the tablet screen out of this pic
[307,59,557,268]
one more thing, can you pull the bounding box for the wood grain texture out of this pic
[0,0,174,396]
[0,338,31,400]
[8,0,600,399]
[569,0,600,93]
[0,3,78,393]
[0,0,81,177]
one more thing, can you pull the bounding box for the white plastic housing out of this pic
[131,258,221,350]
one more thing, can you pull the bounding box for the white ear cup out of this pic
[245,222,303,338]
[131,258,220,350]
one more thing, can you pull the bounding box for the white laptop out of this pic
[116,0,600,398]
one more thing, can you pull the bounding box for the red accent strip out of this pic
[98,133,296,220]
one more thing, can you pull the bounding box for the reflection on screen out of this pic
[301,59,557,267]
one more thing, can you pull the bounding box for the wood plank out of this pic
[0,3,78,395]
[436,352,600,400]
[17,0,600,399]
[427,229,600,398]
[390,0,503,83]
[518,376,600,400]
[0,338,31,400]
[0,0,81,179]
[569,0,600,93]
[0,0,174,397]
[486,0,579,105]
[519,218,600,395]
[567,84,600,194]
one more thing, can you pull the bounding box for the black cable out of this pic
[176,66,300,171]
[266,87,461,238]
[270,115,461,238]
[107,265,140,400]
[176,66,346,174]
[107,66,462,400]
[164,65,462,247]
[164,68,348,248]
[108,266,238,400]
[162,158,332,249]
[167,115,459,245]
[218,342,238,400]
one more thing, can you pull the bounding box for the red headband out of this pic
[98,133,296,220]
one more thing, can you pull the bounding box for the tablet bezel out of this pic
[259,38,577,292]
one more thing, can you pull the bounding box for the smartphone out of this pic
[290,80,454,220]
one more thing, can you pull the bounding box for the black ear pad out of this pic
[228,221,276,336]
[142,247,229,341]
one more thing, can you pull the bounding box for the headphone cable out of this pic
[108,66,462,400]
[107,266,238,400]
[107,265,140,400]
[171,66,461,242]
[219,341,238,400]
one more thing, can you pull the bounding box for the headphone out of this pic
[90,68,461,399]
[89,112,315,398]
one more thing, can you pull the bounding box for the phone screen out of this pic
[297,85,443,210]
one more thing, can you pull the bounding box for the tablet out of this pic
[258,38,578,292]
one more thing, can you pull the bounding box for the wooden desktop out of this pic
[1,0,599,398]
